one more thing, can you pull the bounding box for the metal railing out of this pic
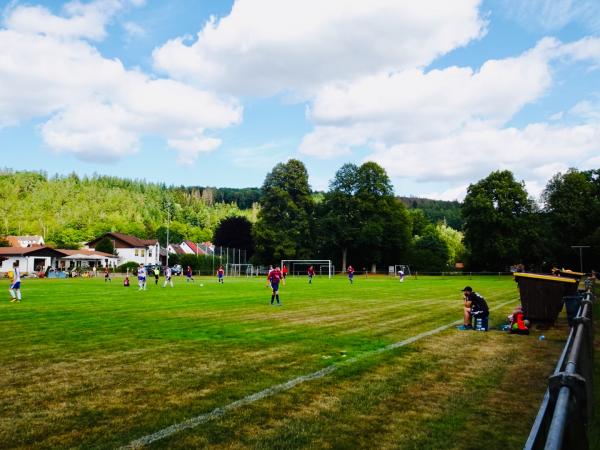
[524,285,595,450]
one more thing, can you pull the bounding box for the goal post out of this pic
[281,260,333,279]
[226,263,254,277]
[392,265,411,277]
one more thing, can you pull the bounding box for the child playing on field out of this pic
[123,275,130,287]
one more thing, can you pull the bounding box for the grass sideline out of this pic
[0,275,568,449]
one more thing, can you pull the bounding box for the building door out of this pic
[33,258,46,271]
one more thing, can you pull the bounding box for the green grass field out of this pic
[0,274,570,449]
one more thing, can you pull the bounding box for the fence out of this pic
[524,284,595,450]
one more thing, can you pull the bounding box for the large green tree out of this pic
[542,168,600,270]
[252,160,314,263]
[353,162,411,271]
[408,225,450,272]
[213,216,254,258]
[462,170,543,271]
[320,162,411,271]
[318,163,361,270]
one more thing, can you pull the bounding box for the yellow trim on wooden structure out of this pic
[513,273,577,284]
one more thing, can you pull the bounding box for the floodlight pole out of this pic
[166,204,170,268]
[571,245,590,273]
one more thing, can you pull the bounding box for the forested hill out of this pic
[0,169,465,250]
[398,196,463,230]
[0,170,258,249]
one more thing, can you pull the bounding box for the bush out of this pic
[116,261,139,273]
[178,254,216,275]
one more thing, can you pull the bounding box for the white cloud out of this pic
[123,21,145,38]
[3,0,141,41]
[303,37,556,152]
[228,141,293,170]
[298,36,600,199]
[421,184,470,202]
[499,0,600,33]
[569,99,600,122]
[0,2,242,164]
[299,38,558,158]
[153,0,486,96]
[366,122,600,198]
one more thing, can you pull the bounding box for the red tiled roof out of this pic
[86,232,157,248]
[183,240,199,253]
[5,235,44,247]
[0,246,67,257]
[169,244,186,255]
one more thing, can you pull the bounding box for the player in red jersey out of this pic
[217,265,225,284]
[347,265,355,284]
[266,265,282,305]
[307,265,315,284]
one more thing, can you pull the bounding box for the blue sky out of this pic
[1,0,599,199]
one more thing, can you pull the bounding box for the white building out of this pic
[180,240,214,255]
[0,246,65,274]
[85,232,161,266]
[6,235,45,247]
[0,247,118,275]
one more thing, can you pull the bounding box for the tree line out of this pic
[1,164,598,273]
[248,161,599,273]
[0,170,256,249]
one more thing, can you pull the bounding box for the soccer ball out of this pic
[200,283,204,287]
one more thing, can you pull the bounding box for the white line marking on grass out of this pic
[121,298,518,449]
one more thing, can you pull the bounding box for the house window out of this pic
[141,249,145,257]
[149,250,152,257]
[135,249,139,256]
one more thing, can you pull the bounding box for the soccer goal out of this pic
[393,265,411,277]
[226,263,254,277]
[281,260,334,279]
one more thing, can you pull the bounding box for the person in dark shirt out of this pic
[458,286,489,330]
[266,265,282,305]
[307,265,315,284]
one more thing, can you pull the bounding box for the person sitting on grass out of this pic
[457,286,489,330]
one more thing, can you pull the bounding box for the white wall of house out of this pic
[0,256,52,273]
[115,245,160,265]
[180,242,197,255]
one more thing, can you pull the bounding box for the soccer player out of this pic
[266,265,282,305]
[104,265,111,282]
[307,265,315,284]
[123,275,130,287]
[398,268,405,282]
[137,263,147,291]
[185,266,195,283]
[347,265,354,284]
[153,266,160,285]
[163,266,174,288]
[282,264,288,284]
[9,261,22,303]
[217,265,225,284]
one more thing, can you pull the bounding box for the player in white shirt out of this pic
[9,261,22,303]
[137,264,147,291]
[163,266,174,288]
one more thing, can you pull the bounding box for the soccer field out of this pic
[0,275,567,449]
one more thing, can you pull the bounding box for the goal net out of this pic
[281,260,333,279]
[226,263,254,277]
[390,265,411,277]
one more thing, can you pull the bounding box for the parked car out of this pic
[171,264,183,276]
